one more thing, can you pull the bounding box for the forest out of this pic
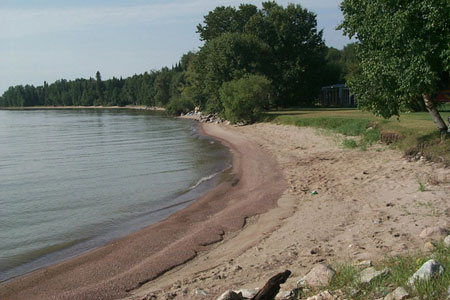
[0,2,358,120]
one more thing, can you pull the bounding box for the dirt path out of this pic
[127,123,450,300]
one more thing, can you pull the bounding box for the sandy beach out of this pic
[126,123,450,300]
[1,121,449,300]
[0,122,285,300]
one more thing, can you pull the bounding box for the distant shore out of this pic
[0,122,286,300]
[0,105,165,111]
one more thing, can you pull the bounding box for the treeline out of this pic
[0,53,193,109]
[0,1,359,122]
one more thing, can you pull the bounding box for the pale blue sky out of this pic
[0,0,352,94]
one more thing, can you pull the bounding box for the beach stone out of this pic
[409,259,444,285]
[276,290,291,299]
[419,226,448,239]
[216,290,243,300]
[235,289,258,298]
[384,287,409,300]
[360,267,390,284]
[298,263,336,287]
[444,235,450,246]
[233,289,254,298]
[305,290,339,300]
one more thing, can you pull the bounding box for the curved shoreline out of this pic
[0,122,286,300]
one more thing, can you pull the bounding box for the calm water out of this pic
[0,109,230,281]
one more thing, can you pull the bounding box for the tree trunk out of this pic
[250,270,291,300]
[423,94,448,140]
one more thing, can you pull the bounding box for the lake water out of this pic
[0,109,230,281]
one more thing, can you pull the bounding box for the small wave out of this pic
[188,172,219,191]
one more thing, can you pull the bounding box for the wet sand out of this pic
[0,123,286,300]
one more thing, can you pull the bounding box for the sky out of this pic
[0,0,353,94]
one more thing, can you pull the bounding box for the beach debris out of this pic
[419,226,448,239]
[250,270,291,300]
[409,259,444,285]
[195,288,208,296]
[424,241,435,251]
[359,267,390,284]
[352,260,372,269]
[383,287,409,300]
[234,265,243,272]
[298,264,335,287]
[311,190,318,195]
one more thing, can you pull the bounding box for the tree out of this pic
[196,4,258,41]
[195,1,326,107]
[339,0,450,138]
[95,71,105,105]
[183,32,271,113]
[220,75,272,124]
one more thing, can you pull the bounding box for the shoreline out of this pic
[0,122,286,300]
[126,123,450,300]
[0,105,165,111]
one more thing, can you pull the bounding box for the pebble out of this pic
[444,235,450,246]
[384,287,409,300]
[409,259,444,285]
[419,226,448,239]
[298,264,336,287]
[359,267,390,284]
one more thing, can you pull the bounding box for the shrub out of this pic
[219,75,271,124]
[166,95,194,115]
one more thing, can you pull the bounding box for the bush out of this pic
[166,95,194,115]
[219,75,271,124]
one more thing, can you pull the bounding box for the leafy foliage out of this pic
[220,75,271,123]
[191,1,327,108]
[183,32,271,114]
[339,0,450,120]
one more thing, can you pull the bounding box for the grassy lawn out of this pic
[263,108,450,165]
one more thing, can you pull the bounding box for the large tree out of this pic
[183,32,271,113]
[339,0,450,137]
[194,1,326,107]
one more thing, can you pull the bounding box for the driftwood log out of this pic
[250,270,291,300]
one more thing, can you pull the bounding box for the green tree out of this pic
[196,4,258,41]
[195,1,326,107]
[95,71,105,105]
[339,0,450,137]
[184,32,271,113]
[220,74,272,124]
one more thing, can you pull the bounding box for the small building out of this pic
[319,84,356,107]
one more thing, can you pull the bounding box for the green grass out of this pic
[417,177,427,192]
[263,108,450,163]
[298,243,450,300]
